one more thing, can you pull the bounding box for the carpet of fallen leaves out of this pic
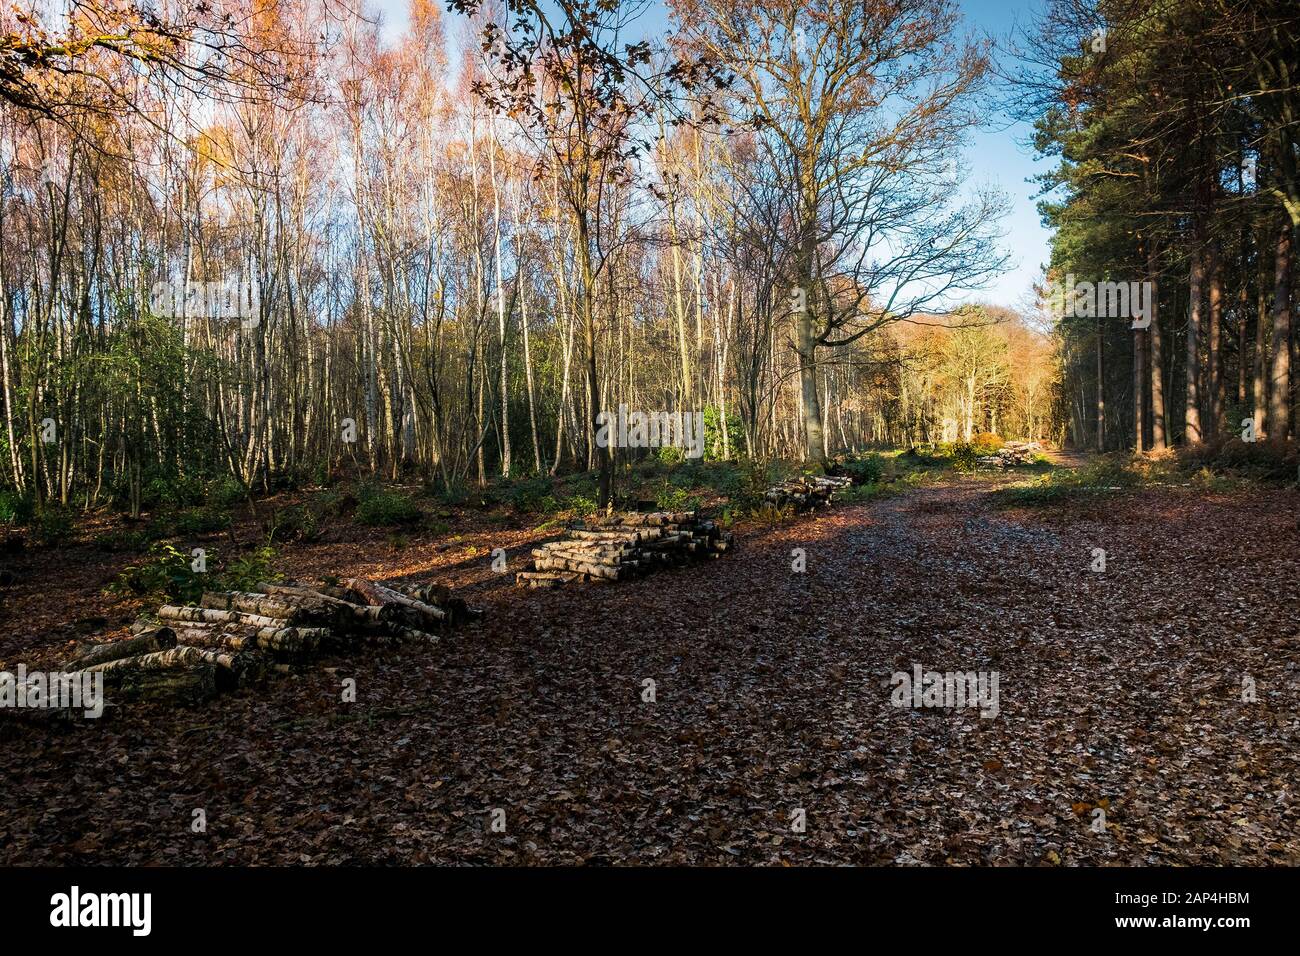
[1,476,1298,865]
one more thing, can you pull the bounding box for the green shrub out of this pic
[708,461,768,511]
[993,479,1071,506]
[1074,455,1142,488]
[668,458,703,489]
[33,507,74,545]
[0,489,34,525]
[355,488,422,526]
[994,454,1141,507]
[654,445,685,466]
[751,502,794,525]
[565,472,600,498]
[702,461,745,498]
[223,546,277,592]
[142,474,206,509]
[653,482,693,511]
[566,493,597,517]
[835,484,872,504]
[171,507,232,535]
[112,471,242,513]
[141,476,175,510]
[268,504,321,542]
[95,528,154,552]
[949,443,978,472]
[316,488,355,518]
[1189,467,1238,492]
[208,476,247,510]
[903,444,957,469]
[110,542,207,602]
[841,453,885,485]
[702,406,743,460]
[433,480,471,506]
[110,538,277,600]
[507,477,560,514]
[1179,437,1297,481]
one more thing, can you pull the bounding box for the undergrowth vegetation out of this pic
[109,543,279,603]
[354,484,423,527]
[11,435,1297,573]
[995,438,1298,506]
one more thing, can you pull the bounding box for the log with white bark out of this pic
[168,621,326,658]
[262,582,398,624]
[532,557,623,580]
[391,583,479,625]
[212,589,343,625]
[257,582,387,617]
[532,546,629,565]
[396,582,453,606]
[313,584,373,605]
[158,605,285,629]
[584,511,692,528]
[340,578,447,625]
[200,591,309,624]
[67,626,177,671]
[89,645,219,675]
[515,570,581,588]
[86,644,263,694]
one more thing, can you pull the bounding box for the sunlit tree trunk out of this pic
[1186,245,1203,444]
[1268,219,1293,438]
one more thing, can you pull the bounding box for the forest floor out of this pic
[1,471,1298,865]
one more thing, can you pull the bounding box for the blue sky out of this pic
[957,0,1052,310]
[365,0,1052,311]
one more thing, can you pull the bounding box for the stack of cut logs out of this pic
[52,578,480,711]
[977,440,1045,468]
[764,474,854,512]
[516,511,734,588]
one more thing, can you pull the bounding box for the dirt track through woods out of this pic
[2,478,1298,865]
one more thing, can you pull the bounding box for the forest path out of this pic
[1043,446,1092,469]
[2,477,1298,865]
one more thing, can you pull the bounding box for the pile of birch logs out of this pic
[516,511,734,588]
[764,474,854,512]
[55,578,481,709]
[977,440,1045,468]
